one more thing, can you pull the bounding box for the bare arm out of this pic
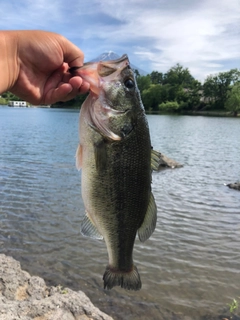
[0,30,89,104]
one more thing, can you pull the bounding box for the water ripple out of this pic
[0,108,240,319]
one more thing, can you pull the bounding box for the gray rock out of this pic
[227,182,240,191]
[158,152,183,170]
[0,254,113,320]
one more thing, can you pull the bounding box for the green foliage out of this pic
[51,93,88,108]
[136,75,151,93]
[57,285,68,294]
[1,90,87,108]
[2,63,238,114]
[163,63,196,88]
[0,92,21,105]
[203,69,240,109]
[225,82,240,115]
[150,71,164,84]
[133,69,140,78]
[0,97,7,105]
[136,63,202,112]
[136,63,239,113]
[227,298,238,315]
[142,84,166,111]
[159,101,179,112]
[2,91,21,101]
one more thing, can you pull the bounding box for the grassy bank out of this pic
[146,110,239,117]
[0,98,7,105]
[183,110,239,117]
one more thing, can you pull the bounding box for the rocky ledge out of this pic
[0,254,113,320]
[227,182,240,191]
[158,152,183,170]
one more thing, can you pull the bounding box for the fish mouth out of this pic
[69,55,131,95]
[68,54,130,75]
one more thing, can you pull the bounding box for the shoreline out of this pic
[0,254,113,320]
[146,110,240,117]
[1,105,239,117]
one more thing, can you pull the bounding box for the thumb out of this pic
[59,35,85,67]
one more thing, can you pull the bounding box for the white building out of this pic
[8,101,27,107]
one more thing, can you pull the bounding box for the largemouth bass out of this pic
[73,55,160,291]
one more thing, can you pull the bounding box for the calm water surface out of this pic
[0,106,240,319]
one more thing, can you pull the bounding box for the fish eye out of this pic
[124,78,135,89]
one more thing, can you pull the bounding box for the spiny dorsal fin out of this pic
[151,149,161,171]
[138,192,157,242]
[81,212,103,240]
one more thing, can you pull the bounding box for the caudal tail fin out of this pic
[103,265,141,291]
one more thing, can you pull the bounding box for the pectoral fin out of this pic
[151,149,161,171]
[75,144,83,170]
[138,192,157,242]
[81,212,103,240]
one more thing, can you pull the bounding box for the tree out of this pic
[163,63,195,88]
[225,82,240,116]
[177,80,202,111]
[133,69,140,79]
[141,84,163,111]
[160,64,201,111]
[51,92,88,107]
[202,75,217,106]
[217,69,240,108]
[203,69,240,109]
[136,75,151,93]
[1,92,21,101]
[158,101,179,112]
[150,71,163,84]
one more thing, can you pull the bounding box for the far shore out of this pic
[146,110,240,117]
[1,104,239,117]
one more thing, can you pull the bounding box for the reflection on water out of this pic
[0,107,240,319]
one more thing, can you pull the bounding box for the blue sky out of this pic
[1,0,239,82]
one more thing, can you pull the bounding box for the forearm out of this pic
[0,31,19,94]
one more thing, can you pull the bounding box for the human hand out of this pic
[2,30,89,105]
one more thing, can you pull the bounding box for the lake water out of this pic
[0,106,240,320]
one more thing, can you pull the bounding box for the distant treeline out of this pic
[134,65,240,115]
[0,90,88,108]
[2,64,240,115]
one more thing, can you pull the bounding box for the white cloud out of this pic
[90,0,240,80]
[0,0,239,80]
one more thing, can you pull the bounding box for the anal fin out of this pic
[81,212,103,240]
[138,192,157,242]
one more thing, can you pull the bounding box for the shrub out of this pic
[158,101,179,112]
